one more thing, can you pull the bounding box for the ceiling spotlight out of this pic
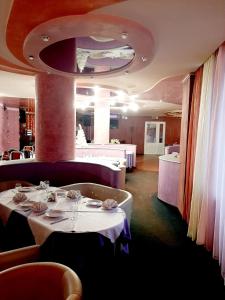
[141,56,147,62]
[28,55,34,61]
[41,35,50,42]
[121,32,128,39]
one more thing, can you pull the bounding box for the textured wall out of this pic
[0,105,19,153]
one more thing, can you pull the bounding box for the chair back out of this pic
[0,262,82,300]
[1,151,10,160]
[10,151,23,160]
[23,150,33,158]
[23,145,34,152]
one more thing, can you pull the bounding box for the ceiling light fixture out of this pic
[28,55,34,60]
[141,56,147,62]
[41,35,50,42]
[121,32,128,39]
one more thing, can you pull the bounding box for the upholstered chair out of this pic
[0,262,82,300]
[0,245,82,300]
[9,150,23,160]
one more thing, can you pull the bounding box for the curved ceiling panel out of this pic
[5,0,124,70]
[23,14,154,77]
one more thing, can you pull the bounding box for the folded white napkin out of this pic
[67,190,81,200]
[102,199,118,210]
[47,192,56,202]
[13,192,28,204]
[39,181,48,189]
[31,201,48,213]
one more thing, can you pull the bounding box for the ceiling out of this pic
[0,0,225,117]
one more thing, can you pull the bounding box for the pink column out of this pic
[35,73,75,161]
[94,66,110,144]
[94,92,110,144]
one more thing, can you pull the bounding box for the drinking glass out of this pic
[15,183,22,192]
[70,191,81,232]
[44,180,50,191]
[44,180,50,201]
[56,191,67,202]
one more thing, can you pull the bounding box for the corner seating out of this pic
[0,161,124,188]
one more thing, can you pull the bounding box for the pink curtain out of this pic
[183,67,203,222]
[187,42,225,280]
[196,44,225,279]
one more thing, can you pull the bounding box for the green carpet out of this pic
[123,165,225,299]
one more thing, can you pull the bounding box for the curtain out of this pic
[187,42,225,280]
[183,67,203,222]
[197,44,225,278]
[187,54,216,241]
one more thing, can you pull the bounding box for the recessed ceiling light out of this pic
[28,55,34,60]
[121,32,128,39]
[41,35,50,42]
[141,56,147,62]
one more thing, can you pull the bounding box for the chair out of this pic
[0,262,82,300]
[23,145,34,152]
[61,182,133,225]
[9,150,23,160]
[23,149,34,158]
[0,246,82,300]
[0,180,34,192]
[1,150,9,160]
[0,245,41,271]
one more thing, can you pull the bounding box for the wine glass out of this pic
[70,190,81,232]
[15,183,22,192]
[44,180,50,200]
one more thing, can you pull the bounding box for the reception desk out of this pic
[158,154,180,207]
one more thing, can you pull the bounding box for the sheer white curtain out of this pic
[188,43,225,281]
[187,54,216,241]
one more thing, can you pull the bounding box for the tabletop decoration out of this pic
[31,201,48,213]
[102,199,118,210]
[47,192,57,202]
[67,190,82,200]
[12,192,28,204]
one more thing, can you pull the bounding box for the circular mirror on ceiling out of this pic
[39,36,135,74]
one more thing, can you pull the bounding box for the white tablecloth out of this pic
[0,188,126,244]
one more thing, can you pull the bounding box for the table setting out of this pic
[0,182,127,245]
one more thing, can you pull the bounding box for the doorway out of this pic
[144,121,165,154]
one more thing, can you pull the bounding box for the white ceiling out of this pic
[0,0,225,116]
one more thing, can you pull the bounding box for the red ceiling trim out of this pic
[6,0,124,71]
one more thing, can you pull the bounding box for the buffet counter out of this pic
[158,154,180,207]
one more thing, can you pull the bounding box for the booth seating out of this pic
[0,160,124,189]
[61,182,133,225]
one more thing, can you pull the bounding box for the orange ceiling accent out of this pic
[0,56,35,74]
[6,0,124,68]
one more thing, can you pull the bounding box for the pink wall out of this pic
[0,105,19,153]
